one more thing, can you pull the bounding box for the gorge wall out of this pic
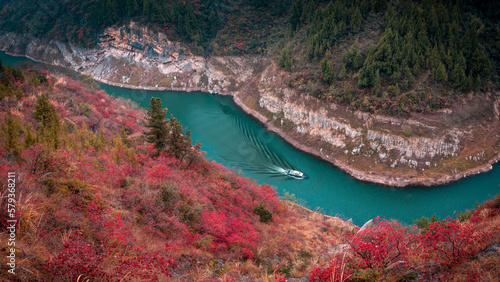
[1,22,499,186]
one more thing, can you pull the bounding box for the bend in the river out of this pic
[2,51,499,226]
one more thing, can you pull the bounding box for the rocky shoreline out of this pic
[232,90,500,188]
[94,76,500,188]
[1,25,499,188]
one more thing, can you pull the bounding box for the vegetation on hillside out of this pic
[1,61,500,281]
[0,63,287,280]
[0,0,498,116]
[278,0,498,117]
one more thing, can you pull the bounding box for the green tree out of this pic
[167,116,192,161]
[33,93,60,149]
[373,69,382,96]
[143,0,151,18]
[393,83,400,97]
[351,8,362,32]
[23,123,36,149]
[461,17,491,86]
[428,45,441,69]
[279,47,293,71]
[1,111,22,156]
[451,52,469,90]
[120,126,131,147]
[339,64,347,79]
[433,62,448,83]
[289,0,303,33]
[320,56,334,84]
[358,44,376,87]
[208,10,218,38]
[371,0,387,13]
[143,97,168,155]
[343,38,363,70]
[126,0,138,17]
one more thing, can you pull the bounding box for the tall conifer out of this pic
[143,97,168,155]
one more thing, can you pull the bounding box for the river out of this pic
[2,50,499,226]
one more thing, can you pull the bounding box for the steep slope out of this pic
[0,67,352,280]
[1,66,499,281]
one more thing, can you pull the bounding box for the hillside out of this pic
[1,64,500,281]
[0,64,352,280]
[0,0,498,116]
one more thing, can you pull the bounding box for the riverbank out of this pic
[233,93,500,187]
[1,25,499,188]
[96,75,500,188]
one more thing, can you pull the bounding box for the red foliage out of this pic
[346,217,414,271]
[234,42,244,50]
[44,231,173,281]
[418,218,486,267]
[44,233,110,281]
[309,254,353,282]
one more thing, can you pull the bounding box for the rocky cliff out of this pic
[1,22,499,186]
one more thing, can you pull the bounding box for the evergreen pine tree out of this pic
[143,97,168,155]
[339,64,347,79]
[358,45,376,87]
[126,0,138,17]
[351,8,362,32]
[168,116,192,161]
[120,126,130,147]
[289,0,304,33]
[320,56,334,84]
[343,38,363,70]
[279,47,293,71]
[33,93,60,149]
[451,51,469,90]
[393,83,401,97]
[433,62,448,82]
[23,123,36,149]
[1,111,22,156]
[143,0,151,19]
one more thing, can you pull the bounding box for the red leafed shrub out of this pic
[346,217,414,271]
[418,218,486,267]
[147,164,174,183]
[274,267,287,282]
[234,42,244,50]
[112,247,174,281]
[200,211,231,244]
[199,210,259,255]
[43,232,110,281]
[44,231,173,281]
[480,195,500,217]
[309,254,353,282]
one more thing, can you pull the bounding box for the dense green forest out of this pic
[279,0,499,116]
[0,0,498,116]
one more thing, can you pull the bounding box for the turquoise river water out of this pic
[2,51,499,226]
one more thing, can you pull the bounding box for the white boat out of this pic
[287,169,305,179]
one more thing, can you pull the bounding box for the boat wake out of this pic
[212,104,306,179]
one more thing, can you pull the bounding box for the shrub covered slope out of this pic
[0,64,499,281]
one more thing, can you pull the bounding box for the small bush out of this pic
[299,249,312,260]
[254,204,272,223]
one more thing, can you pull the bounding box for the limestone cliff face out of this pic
[0,22,265,94]
[1,23,498,186]
[257,88,463,171]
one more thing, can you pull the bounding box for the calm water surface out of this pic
[2,51,499,226]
